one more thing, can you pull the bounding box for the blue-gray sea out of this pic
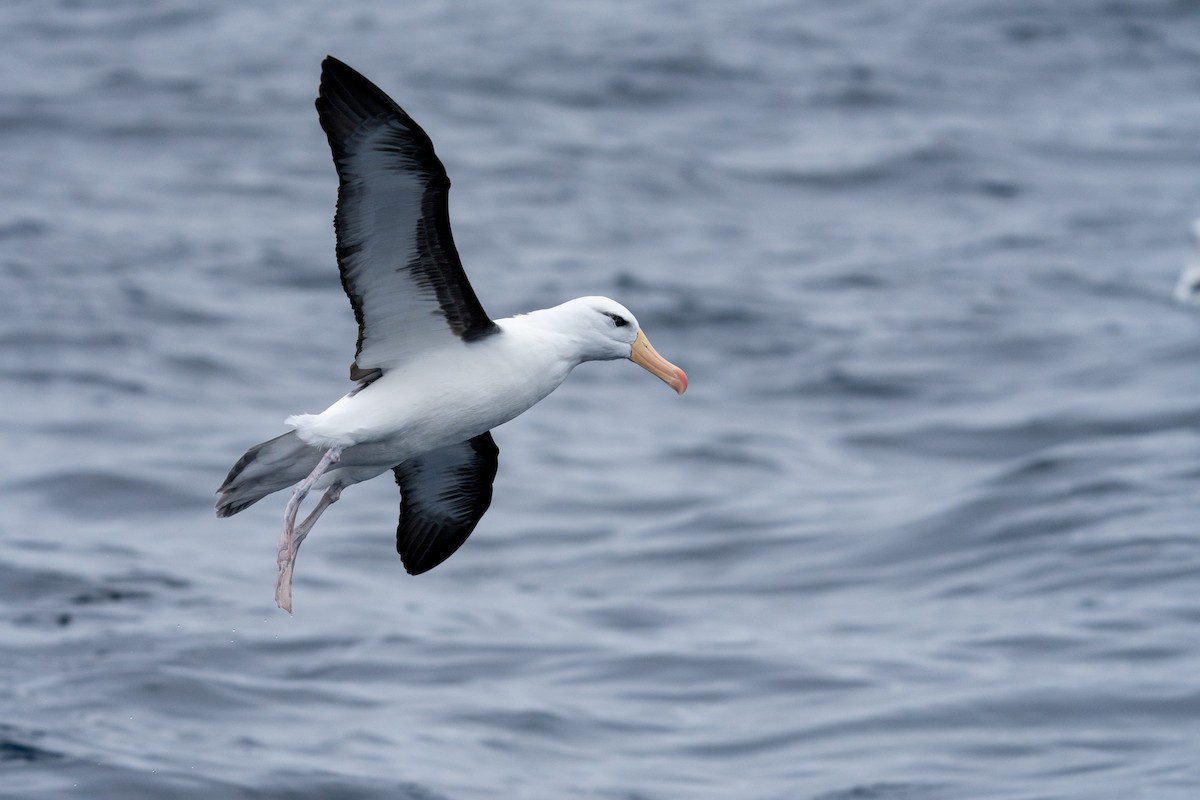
[4,1,1200,798]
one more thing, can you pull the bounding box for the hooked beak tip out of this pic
[671,369,688,396]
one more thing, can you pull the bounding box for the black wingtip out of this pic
[402,559,435,577]
[319,55,361,86]
[315,55,437,156]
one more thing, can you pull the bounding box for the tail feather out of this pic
[216,431,321,517]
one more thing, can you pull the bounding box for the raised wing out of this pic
[316,56,500,383]
[392,432,500,575]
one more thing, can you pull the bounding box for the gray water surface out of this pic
[3,2,1200,798]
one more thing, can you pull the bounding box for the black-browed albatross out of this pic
[216,57,687,613]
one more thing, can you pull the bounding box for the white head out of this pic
[550,296,688,394]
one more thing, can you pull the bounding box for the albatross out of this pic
[216,57,687,613]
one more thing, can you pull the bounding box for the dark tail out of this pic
[215,431,321,517]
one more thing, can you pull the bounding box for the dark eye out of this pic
[607,313,629,328]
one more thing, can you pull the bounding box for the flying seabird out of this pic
[1174,219,1200,304]
[216,57,688,613]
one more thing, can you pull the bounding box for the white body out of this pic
[286,302,603,488]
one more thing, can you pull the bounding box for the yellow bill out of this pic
[630,330,688,395]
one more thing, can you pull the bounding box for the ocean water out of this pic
[3,1,1200,797]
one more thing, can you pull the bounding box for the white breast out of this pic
[286,316,578,471]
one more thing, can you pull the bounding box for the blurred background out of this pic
[3,1,1200,798]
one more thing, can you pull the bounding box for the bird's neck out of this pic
[498,304,603,367]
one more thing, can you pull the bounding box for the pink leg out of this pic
[275,446,342,613]
[274,482,343,613]
[294,483,343,551]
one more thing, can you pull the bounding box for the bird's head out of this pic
[560,296,688,395]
